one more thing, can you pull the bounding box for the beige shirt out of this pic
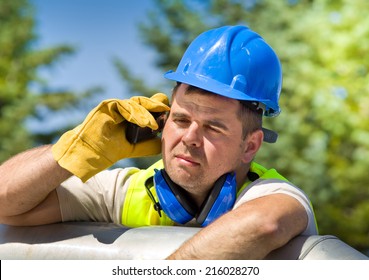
[56,166,318,235]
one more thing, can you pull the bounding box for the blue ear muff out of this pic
[196,173,237,226]
[154,169,196,224]
[154,169,237,226]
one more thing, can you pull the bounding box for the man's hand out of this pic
[166,193,308,260]
[52,93,170,182]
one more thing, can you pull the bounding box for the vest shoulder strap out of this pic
[237,162,289,196]
[121,160,175,227]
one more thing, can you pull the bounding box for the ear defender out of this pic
[154,169,237,227]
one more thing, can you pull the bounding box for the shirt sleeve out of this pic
[56,167,138,224]
[234,179,318,236]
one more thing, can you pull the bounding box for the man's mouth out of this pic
[175,154,200,166]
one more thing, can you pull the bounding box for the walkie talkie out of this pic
[126,112,166,144]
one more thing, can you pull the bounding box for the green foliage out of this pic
[0,0,100,162]
[116,0,369,253]
[252,0,369,253]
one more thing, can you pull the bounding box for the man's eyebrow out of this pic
[171,112,229,130]
[171,112,189,118]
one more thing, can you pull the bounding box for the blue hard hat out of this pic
[164,25,282,117]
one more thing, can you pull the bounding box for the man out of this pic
[0,26,317,259]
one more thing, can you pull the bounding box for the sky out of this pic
[30,0,162,100]
[26,1,172,166]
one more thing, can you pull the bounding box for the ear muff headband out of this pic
[154,169,196,224]
[154,169,237,226]
[197,173,237,226]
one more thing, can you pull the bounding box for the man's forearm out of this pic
[0,145,72,216]
[166,207,271,260]
[166,194,307,260]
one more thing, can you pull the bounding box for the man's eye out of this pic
[174,118,190,125]
[207,126,222,133]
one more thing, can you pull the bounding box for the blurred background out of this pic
[1,0,368,256]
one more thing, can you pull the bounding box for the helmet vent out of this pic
[183,62,191,74]
[230,74,246,92]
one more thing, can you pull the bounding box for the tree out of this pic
[0,0,99,163]
[114,0,369,254]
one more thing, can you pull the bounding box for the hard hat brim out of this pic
[164,71,280,117]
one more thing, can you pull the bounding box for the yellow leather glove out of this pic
[52,93,170,182]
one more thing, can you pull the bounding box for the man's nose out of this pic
[182,123,202,147]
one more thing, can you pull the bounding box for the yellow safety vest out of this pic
[121,160,290,227]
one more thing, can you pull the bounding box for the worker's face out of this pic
[161,84,253,198]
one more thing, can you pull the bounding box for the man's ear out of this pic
[241,129,264,163]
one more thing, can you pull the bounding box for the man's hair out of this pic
[172,83,262,140]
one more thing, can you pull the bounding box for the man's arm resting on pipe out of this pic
[166,193,308,260]
[0,145,71,226]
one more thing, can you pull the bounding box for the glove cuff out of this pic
[52,130,113,182]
